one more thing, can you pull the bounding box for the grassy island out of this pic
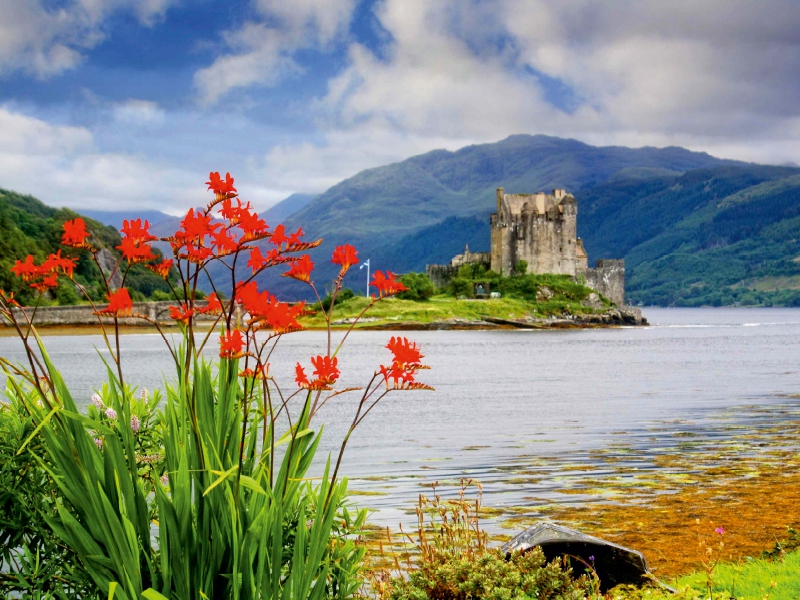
[301,271,626,329]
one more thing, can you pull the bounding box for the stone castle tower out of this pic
[490,187,588,276]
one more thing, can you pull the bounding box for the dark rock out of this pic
[501,522,662,593]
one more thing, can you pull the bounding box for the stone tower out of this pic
[490,187,581,276]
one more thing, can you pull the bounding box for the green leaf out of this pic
[16,404,59,455]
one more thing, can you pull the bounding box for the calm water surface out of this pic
[2,307,799,528]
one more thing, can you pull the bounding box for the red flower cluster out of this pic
[11,251,76,293]
[197,292,223,315]
[239,362,269,380]
[206,172,237,196]
[219,329,245,358]
[146,259,173,279]
[283,254,314,283]
[235,281,305,333]
[169,304,194,324]
[95,288,134,316]
[295,355,340,390]
[117,219,157,264]
[380,336,431,390]
[371,271,407,298]
[61,218,90,248]
[332,244,358,273]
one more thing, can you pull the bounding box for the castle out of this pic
[426,187,626,305]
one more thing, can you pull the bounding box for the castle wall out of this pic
[583,260,625,306]
[426,264,459,289]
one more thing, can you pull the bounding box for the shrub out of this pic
[397,273,435,301]
[368,482,596,600]
[322,286,355,311]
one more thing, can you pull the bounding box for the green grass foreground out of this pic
[607,550,800,599]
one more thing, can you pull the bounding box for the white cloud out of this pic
[0,0,176,78]
[0,106,197,212]
[258,0,800,195]
[112,99,166,125]
[194,0,357,104]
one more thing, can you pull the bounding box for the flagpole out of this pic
[360,259,370,297]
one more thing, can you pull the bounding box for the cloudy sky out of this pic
[2,0,800,214]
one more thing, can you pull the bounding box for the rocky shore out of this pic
[361,306,648,330]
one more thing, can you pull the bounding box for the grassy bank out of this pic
[301,294,602,328]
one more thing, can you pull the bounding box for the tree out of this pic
[397,272,435,301]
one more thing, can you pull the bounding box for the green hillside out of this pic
[0,188,174,306]
[577,166,800,306]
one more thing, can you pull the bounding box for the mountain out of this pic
[80,210,173,230]
[576,165,800,306]
[262,193,316,223]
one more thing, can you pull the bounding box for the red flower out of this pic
[207,171,237,195]
[247,247,267,272]
[117,236,156,263]
[296,355,339,389]
[286,227,304,247]
[311,355,339,385]
[270,224,288,247]
[120,219,157,244]
[332,244,358,272]
[30,272,59,293]
[211,228,239,255]
[295,363,309,387]
[371,271,407,297]
[197,292,223,315]
[169,304,194,324]
[96,288,133,316]
[42,251,76,278]
[237,208,268,240]
[219,329,245,358]
[11,255,42,281]
[283,254,314,283]
[62,218,90,248]
[265,298,305,333]
[185,245,214,263]
[240,362,269,379]
[386,336,424,367]
[380,337,432,390]
[176,208,215,241]
[146,259,173,279]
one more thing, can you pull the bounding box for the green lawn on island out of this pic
[300,294,602,328]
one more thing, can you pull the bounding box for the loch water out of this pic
[2,307,799,530]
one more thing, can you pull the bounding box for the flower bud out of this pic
[105,407,118,420]
[131,414,141,433]
[92,393,103,409]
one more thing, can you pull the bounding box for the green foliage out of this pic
[514,259,528,275]
[369,483,595,600]
[396,273,435,301]
[447,268,593,308]
[387,547,592,600]
[0,395,99,598]
[322,287,356,311]
[1,345,368,600]
[0,187,178,306]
